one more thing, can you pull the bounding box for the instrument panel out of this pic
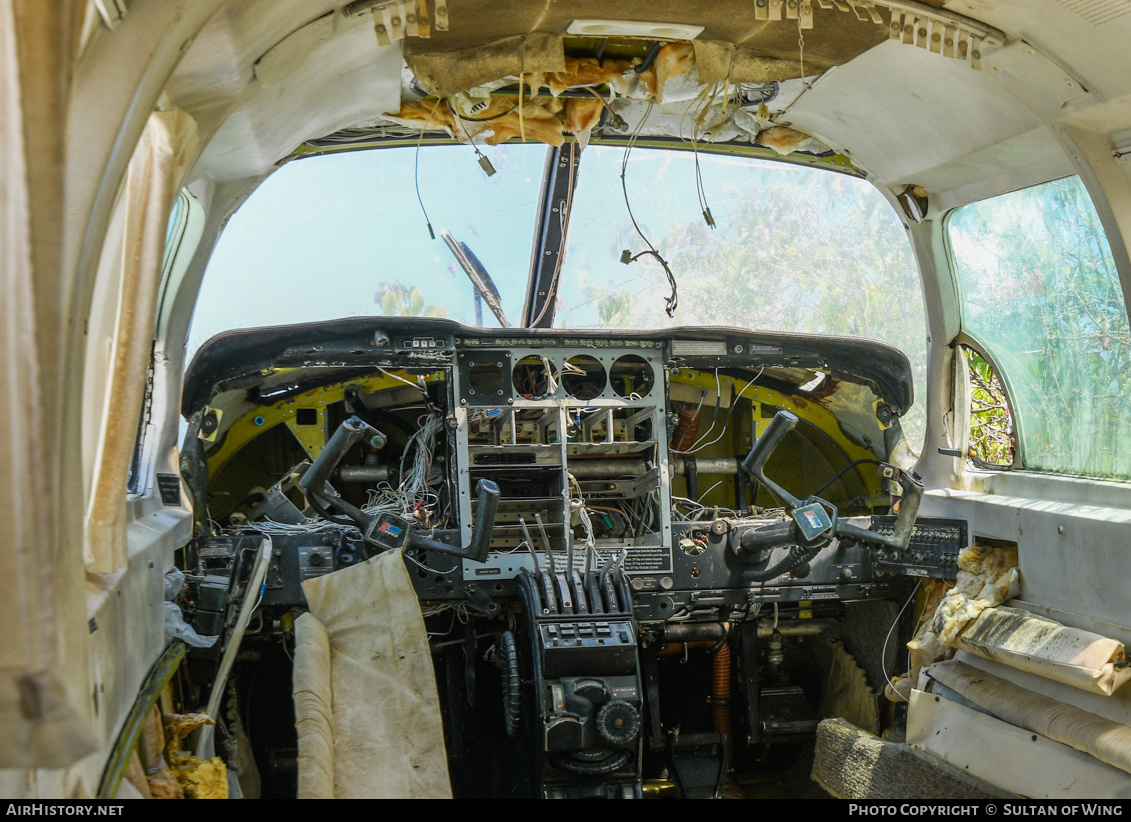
[181,321,963,798]
[185,322,955,621]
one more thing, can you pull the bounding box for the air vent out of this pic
[1056,0,1131,25]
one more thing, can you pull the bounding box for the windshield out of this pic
[556,146,923,339]
[190,142,925,443]
[190,143,548,351]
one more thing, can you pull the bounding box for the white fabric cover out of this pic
[0,0,96,769]
[299,551,451,798]
[293,613,335,799]
[929,659,1131,776]
[85,107,199,572]
[955,606,1131,696]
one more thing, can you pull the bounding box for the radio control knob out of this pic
[596,700,641,745]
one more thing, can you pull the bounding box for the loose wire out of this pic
[680,367,765,455]
[882,580,922,703]
[620,102,679,316]
[414,99,443,239]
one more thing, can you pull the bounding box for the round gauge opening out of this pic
[610,355,655,398]
[561,355,607,400]
[511,355,559,398]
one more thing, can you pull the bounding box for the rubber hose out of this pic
[500,631,521,738]
[670,403,702,454]
[656,641,734,776]
[711,642,733,772]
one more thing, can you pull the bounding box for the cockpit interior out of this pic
[5,0,1131,803]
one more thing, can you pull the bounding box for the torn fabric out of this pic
[301,550,450,799]
[954,606,1131,696]
[908,544,1020,669]
[85,107,200,573]
[404,32,565,99]
[0,0,97,768]
[293,612,335,799]
[929,659,1131,776]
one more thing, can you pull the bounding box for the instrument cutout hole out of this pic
[610,355,654,397]
[562,355,606,400]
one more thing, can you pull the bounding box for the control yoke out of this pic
[741,410,923,553]
[299,416,500,562]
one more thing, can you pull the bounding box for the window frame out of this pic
[943,174,1131,480]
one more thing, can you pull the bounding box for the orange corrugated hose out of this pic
[670,403,702,453]
[658,641,734,773]
[711,642,733,771]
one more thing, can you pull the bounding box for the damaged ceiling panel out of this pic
[399,0,892,97]
[166,0,1010,184]
[397,0,889,59]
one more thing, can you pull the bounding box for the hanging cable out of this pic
[810,458,884,499]
[444,98,499,177]
[798,13,810,89]
[680,84,722,230]
[619,102,679,317]
[882,580,921,703]
[414,98,443,239]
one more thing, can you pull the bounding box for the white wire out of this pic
[882,580,922,703]
[674,369,718,452]
[377,366,429,399]
[241,407,449,539]
[679,368,765,455]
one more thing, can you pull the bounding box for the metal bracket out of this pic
[524,142,582,328]
[92,0,127,31]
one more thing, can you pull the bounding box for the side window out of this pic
[948,176,1131,479]
[128,190,203,493]
[962,345,1014,468]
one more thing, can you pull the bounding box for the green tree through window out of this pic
[949,176,1131,478]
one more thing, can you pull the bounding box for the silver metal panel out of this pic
[456,345,672,580]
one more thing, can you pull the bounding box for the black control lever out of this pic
[301,416,501,562]
[408,479,500,563]
[739,409,925,555]
[299,416,387,529]
[741,410,804,509]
